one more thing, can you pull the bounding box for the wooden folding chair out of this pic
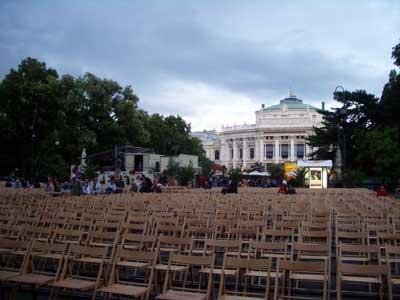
[50,244,108,300]
[385,245,400,299]
[219,254,273,300]
[99,246,158,300]
[0,239,31,282]
[336,263,388,300]
[121,233,157,251]
[156,253,215,300]
[274,259,329,300]
[8,241,67,299]
[52,228,83,245]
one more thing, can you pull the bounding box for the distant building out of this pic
[87,145,198,179]
[192,93,324,170]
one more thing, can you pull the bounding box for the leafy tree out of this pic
[229,168,242,184]
[166,158,180,178]
[199,155,214,176]
[267,163,284,179]
[177,162,195,186]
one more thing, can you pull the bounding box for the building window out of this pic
[239,148,243,159]
[231,148,233,159]
[281,144,289,159]
[250,147,255,159]
[296,144,304,159]
[266,144,273,159]
[215,150,220,160]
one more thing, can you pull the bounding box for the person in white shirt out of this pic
[83,179,92,195]
[93,179,101,194]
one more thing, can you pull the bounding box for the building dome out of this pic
[263,93,318,111]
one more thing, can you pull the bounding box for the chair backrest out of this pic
[162,253,215,298]
[337,262,387,277]
[107,246,158,297]
[218,254,272,299]
[22,241,67,277]
[121,232,156,251]
[0,238,31,275]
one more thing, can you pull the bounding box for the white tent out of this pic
[297,160,333,168]
[248,171,270,176]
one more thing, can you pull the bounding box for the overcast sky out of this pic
[1,1,399,131]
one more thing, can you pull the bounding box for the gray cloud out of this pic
[0,0,399,130]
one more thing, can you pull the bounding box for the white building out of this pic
[193,93,324,170]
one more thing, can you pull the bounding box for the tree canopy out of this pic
[0,57,204,180]
[308,40,400,188]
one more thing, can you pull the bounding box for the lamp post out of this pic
[334,86,347,186]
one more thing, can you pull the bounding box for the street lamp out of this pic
[333,86,347,185]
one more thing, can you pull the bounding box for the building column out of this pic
[259,139,264,162]
[220,141,226,164]
[255,140,260,161]
[274,139,279,163]
[290,138,295,161]
[306,144,311,159]
[232,140,238,168]
[243,139,247,168]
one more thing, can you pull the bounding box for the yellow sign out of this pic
[284,162,297,180]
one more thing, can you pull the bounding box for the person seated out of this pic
[105,180,117,194]
[376,185,388,197]
[287,185,296,194]
[277,184,287,194]
[221,180,238,194]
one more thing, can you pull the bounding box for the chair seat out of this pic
[290,273,325,281]
[99,283,148,296]
[123,244,140,250]
[0,270,19,280]
[298,254,328,261]
[221,295,264,300]
[341,256,369,262]
[51,278,96,291]
[36,253,63,260]
[90,242,112,247]
[159,247,179,253]
[156,290,207,300]
[75,257,105,264]
[244,271,280,278]
[155,264,187,272]
[9,273,54,286]
[341,275,381,284]
[200,267,237,276]
[117,261,149,268]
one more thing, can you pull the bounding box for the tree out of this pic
[166,158,180,178]
[177,162,195,186]
[199,156,214,176]
[229,168,242,184]
[267,163,284,180]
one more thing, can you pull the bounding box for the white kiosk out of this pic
[297,160,332,189]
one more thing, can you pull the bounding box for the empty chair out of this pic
[274,259,329,300]
[156,253,215,300]
[99,247,158,300]
[336,262,388,300]
[218,254,273,300]
[50,244,108,300]
[8,241,67,298]
[0,239,31,282]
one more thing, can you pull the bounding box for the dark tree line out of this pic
[308,40,400,188]
[0,58,205,180]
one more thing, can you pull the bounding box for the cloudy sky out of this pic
[1,1,399,131]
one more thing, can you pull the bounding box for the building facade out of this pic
[192,94,324,169]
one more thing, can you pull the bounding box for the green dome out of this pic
[264,96,318,111]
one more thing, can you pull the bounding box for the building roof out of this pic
[263,95,319,111]
[297,160,333,168]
